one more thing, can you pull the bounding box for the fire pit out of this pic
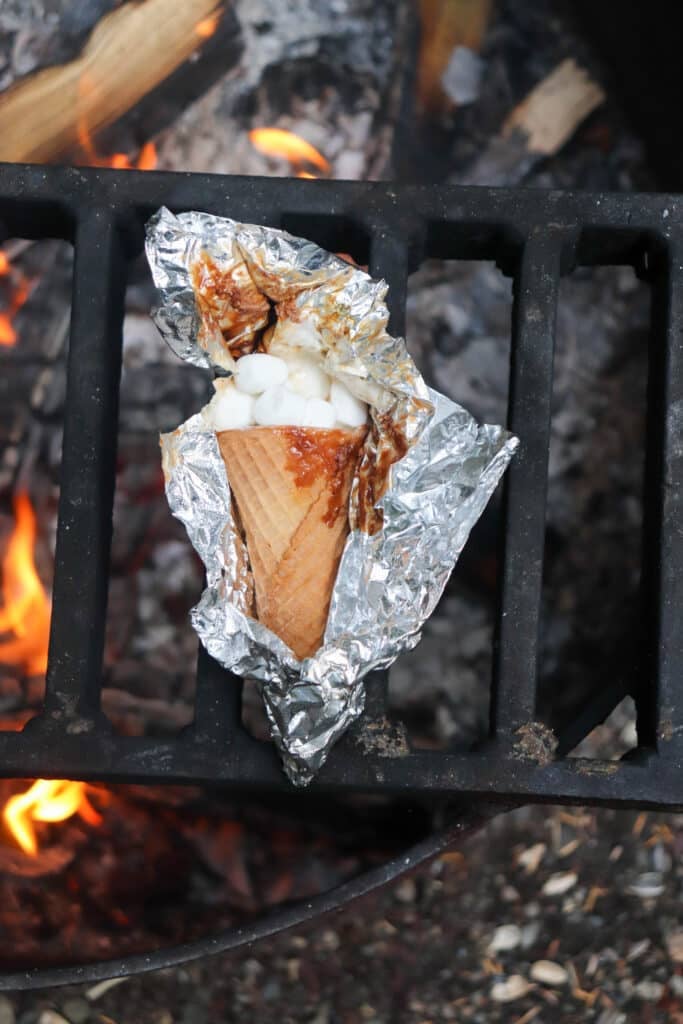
[0,162,680,989]
[0,0,681,996]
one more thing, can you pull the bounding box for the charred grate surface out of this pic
[0,163,681,809]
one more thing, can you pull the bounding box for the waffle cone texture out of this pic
[217,426,365,659]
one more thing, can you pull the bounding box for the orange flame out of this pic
[0,252,31,348]
[77,71,158,171]
[0,493,51,676]
[195,12,221,38]
[0,503,108,858]
[103,142,158,171]
[248,128,330,178]
[3,779,103,856]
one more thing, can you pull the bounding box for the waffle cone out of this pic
[217,425,365,659]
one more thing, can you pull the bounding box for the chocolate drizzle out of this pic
[280,426,366,526]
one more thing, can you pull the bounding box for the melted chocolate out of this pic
[280,427,365,526]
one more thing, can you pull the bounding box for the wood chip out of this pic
[488,924,522,953]
[542,871,577,896]
[530,960,568,986]
[634,980,664,1001]
[439,851,465,867]
[667,930,683,963]
[583,886,607,913]
[645,824,674,847]
[286,959,300,982]
[518,843,546,874]
[565,960,580,990]
[557,811,592,829]
[558,838,581,858]
[483,957,503,975]
[513,1009,542,1024]
[502,59,605,156]
[632,812,648,837]
[627,872,664,899]
[585,953,600,978]
[490,975,532,1003]
[626,938,651,962]
[86,976,128,1001]
[573,987,599,1007]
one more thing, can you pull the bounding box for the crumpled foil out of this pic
[146,207,518,785]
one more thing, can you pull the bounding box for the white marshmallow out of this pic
[283,354,331,400]
[267,317,322,355]
[303,398,336,429]
[253,385,307,426]
[207,379,254,430]
[234,353,288,395]
[330,379,368,428]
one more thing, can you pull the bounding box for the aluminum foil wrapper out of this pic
[146,207,518,785]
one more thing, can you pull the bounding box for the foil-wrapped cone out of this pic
[146,207,518,784]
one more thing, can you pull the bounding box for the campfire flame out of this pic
[78,128,158,171]
[0,500,106,858]
[77,71,158,171]
[0,355,108,859]
[107,141,158,171]
[195,12,221,38]
[0,251,31,347]
[3,779,103,856]
[248,128,330,178]
[0,493,51,676]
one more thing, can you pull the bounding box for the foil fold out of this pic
[147,208,518,785]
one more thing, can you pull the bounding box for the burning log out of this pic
[417,0,493,114]
[502,58,606,158]
[460,58,606,186]
[0,0,223,164]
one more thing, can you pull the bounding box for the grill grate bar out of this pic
[369,228,411,336]
[191,646,244,743]
[0,164,680,808]
[640,233,683,755]
[43,211,125,719]
[362,227,414,721]
[0,726,678,810]
[490,231,562,743]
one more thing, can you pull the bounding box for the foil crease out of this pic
[146,208,518,785]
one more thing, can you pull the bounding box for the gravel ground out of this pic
[4,804,682,1024]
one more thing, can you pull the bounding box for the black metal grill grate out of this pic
[1,163,682,809]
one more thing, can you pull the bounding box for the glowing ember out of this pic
[0,252,31,348]
[248,128,330,178]
[105,141,158,172]
[0,318,14,347]
[195,12,221,38]
[3,779,103,856]
[136,141,158,171]
[0,493,51,676]
[79,134,158,172]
